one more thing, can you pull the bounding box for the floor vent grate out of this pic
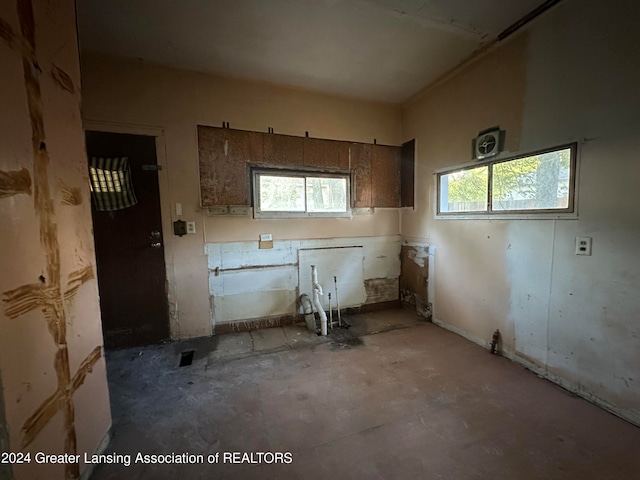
[179,350,194,367]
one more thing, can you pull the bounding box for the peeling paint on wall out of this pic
[400,243,430,318]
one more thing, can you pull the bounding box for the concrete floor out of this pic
[92,309,640,480]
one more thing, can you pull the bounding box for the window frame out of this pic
[436,143,578,219]
[252,168,351,219]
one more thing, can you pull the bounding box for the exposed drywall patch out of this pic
[207,236,401,325]
[213,290,298,324]
[400,244,430,318]
[58,181,82,206]
[364,277,398,304]
[0,168,31,198]
[299,246,366,309]
[0,374,13,480]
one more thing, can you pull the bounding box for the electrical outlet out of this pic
[575,236,592,256]
[187,221,196,234]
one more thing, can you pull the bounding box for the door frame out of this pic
[83,120,177,339]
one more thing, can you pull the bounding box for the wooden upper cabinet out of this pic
[401,139,415,208]
[371,144,401,207]
[350,143,372,207]
[263,133,304,166]
[198,126,261,206]
[198,125,403,209]
[303,137,350,170]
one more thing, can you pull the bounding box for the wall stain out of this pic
[0,2,100,478]
[50,63,74,93]
[0,168,32,198]
[22,345,101,449]
[364,277,399,304]
[64,266,94,301]
[59,181,82,206]
[3,283,56,319]
[0,16,35,63]
[0,18,16,43]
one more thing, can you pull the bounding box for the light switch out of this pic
[187,221,196,234]
[575,236,592,256]
[176,203,182,216]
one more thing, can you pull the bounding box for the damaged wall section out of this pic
[206,236,400,331]
[400,242,433,319]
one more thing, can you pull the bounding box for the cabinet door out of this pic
[301,137,350,170]
[350,143,372,207]
[401,139,415,208]
[198,126,261,206]
[371,144,401,207]
[263,133,304,167]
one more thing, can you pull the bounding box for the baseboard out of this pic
[432,317,640,427]
[214,301,402,335]
[346,300,401,314]
[214,314,300,335]
[80,428,111,480]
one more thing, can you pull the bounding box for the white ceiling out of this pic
[77,0,545,103]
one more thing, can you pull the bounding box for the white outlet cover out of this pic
[575,236,592,256]
[187,221,196,234]
[260,233,273,242]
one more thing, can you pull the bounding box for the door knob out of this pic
[151,230,161,238]
[151,242,162,248]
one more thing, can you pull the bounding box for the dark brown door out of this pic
[86,131,170,348]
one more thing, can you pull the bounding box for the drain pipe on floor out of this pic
[311,265,328,336]
[299,294,315,331]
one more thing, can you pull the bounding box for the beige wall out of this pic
[402,0,640,424]
[81,55,402,338]
[0,1,111,479]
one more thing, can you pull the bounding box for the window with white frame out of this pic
[437,144,577,216]
[253,169,350,218]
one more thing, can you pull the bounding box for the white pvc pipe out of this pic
[299,294,315,331]
[334,275,341,327]
[311,265,327,336]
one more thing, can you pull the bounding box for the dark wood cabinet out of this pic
[198,125,411,209]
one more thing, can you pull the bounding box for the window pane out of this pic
[306,177,347,212]
[492,148,571,211]
[439,166,488,212]
[259,175,305,211]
